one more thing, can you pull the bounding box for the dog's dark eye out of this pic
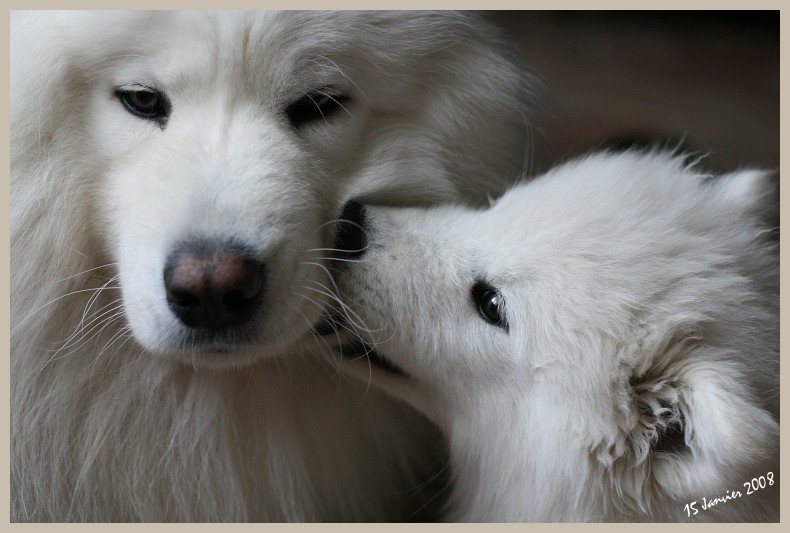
[472,281,508,331]
[478,290,503,325]
[116,87,170,124]
[286,90,349,128]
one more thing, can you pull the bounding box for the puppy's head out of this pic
[334,151,778,517]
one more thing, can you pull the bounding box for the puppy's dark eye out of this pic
[478,290,503,325]
[286,90,349,128]
[472,281,508,331]
[115,87,170,123]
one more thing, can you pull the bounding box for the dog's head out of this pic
[12,11,531,367]
[334,151,778,518]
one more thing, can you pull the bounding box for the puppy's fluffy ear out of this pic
[713,168,779,228]
[616,328,778,505]
[626,372,686,466]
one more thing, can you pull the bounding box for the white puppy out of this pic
[10,11,533,521]
[333,150,779,522]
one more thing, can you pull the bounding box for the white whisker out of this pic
[12,284,122,335]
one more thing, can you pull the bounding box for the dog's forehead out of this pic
[80,12,345,92]
[89,11,469,105]
[101,13,293,91]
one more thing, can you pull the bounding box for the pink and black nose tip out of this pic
[164,241,265,330]
[334,200,368,259]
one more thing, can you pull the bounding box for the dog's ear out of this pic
[603,324,698,471]
[626,372,686,466]
[713,168,779,229]
[614,326,779,507]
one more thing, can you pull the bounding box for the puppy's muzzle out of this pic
[312,200,368,337]
[164,240,265,330]
[333,200,368,259]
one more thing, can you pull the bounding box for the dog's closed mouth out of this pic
[341,340,408,377]
[311,311,407,376]
[312,308,344,337]
[175,327,258,351]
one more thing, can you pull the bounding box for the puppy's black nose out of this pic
[164,240,265,329]
[334,200,367,259]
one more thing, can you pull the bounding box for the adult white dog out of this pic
[10,11,532,521]
[333,150,779,522]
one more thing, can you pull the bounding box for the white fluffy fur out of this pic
[10,11,533,521]
[336,150,779,522]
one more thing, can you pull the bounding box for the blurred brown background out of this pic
[488,11,779,176]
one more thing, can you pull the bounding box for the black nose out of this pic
[163,240,265,329]
[334,200,367,259]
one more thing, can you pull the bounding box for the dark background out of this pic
[488,11,779,176]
